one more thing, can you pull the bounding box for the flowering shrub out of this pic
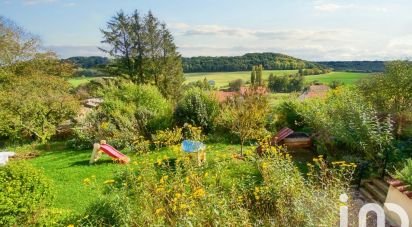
[153,127,183,149]
[71,143,355,226]
[0,161,54,225]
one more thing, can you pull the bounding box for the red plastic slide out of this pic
[99,144,130,163]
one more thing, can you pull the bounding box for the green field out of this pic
[185,70,371,87]
[185,70,298,87]
[67,77,98,87]
[305,71,372,85]
[69,71,371,88]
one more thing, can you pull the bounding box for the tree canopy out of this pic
[100,10,184,100]
[182,53,324,72]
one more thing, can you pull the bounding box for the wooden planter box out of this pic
[282,132,312,149]
[384,179,412,226]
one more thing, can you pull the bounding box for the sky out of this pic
[0,0,411,61]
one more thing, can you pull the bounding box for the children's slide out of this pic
[99,144,130,163]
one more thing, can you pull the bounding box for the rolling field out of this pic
[304,71,372,85]
[185,70,371,87]
[68,71,372,88]
[185,70,298,87]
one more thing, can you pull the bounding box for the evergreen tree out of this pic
[256,64,263,86]
[250,66,256,85]
[100,10,184,100]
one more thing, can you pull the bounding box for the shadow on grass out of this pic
[70,159,114,166]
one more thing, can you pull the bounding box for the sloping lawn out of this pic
[28,142,313,215]
[305,71,371,85]
[28,143,257,214]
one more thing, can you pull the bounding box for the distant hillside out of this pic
[316,61,385,72]
[66,56,110,69]
[182,53,324,73]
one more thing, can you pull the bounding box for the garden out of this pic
[0,10,412,227]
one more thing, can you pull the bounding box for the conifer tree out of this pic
[250,66,256,85]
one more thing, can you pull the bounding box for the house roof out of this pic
[298,85,330,100]
[214,86,268,103]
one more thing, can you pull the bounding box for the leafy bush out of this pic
[329,80,344,89]
[0,74,79,144]
[0,161,54,225]
[275,100,305,130]
[153,127,183,149]
[297,88,395,166]
[228,79,244,91]
[216,91,269,154]
[152,124,204,150]
[71,81,172,151]
[174,88,219,132]
[396,159,412,186]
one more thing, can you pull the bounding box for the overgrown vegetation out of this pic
[0,161,54,226]
[174,88,219,132]
[64,144,354,226]
[0,8,411,226]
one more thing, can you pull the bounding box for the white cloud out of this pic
[23,0,57,5]
[313,2,388,13]
[63,2,76,7]
[314,3,353,12]
[170,23,411,60]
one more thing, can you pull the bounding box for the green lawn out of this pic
[69,71,370,88]
[185,70,298,87]
[267,93,298,107]
[27,142,313,214]
[28,143,253,214]
[305,71,371,85]
[67,77,101,87]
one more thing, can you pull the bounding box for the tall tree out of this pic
[358,61,412,135]
[0,17,75,79]
[216,90,269,155]
[251,66,256,85]
[100,10,184,100]
[255,64,263,86]
[0,16,39,68]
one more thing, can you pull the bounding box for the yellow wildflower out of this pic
[155,208,164,215]
[104,179,115,184]
[83,178,91,185]
[193,188,206,198]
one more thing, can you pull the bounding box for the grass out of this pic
[185,70,298,87]
[305,71,371,85]
[67,77,99,87]
[267,93,298,107]
[27,142,314,214]
[27,143,251,214]
[69,71,370,88]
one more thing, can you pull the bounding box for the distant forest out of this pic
[66,56,109,68]
[317,61,385,72]
[182,53,323,72]
[64,54,387,73]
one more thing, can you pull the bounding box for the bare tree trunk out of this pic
[240,139,244,156]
